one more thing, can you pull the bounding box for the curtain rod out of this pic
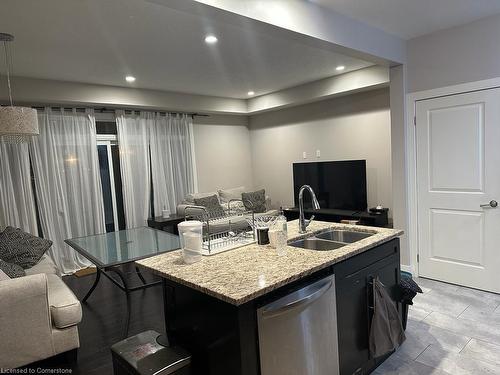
[28,106,209,117]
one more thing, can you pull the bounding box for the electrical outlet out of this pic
[316,149,321,158]
[302,151,307,159]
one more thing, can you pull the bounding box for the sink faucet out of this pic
[298,185,320,233]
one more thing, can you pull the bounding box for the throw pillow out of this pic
[220,201,247,213]
[0,258,25,278]
[194,194,225,218]
[185,191,218,204]
[0,227,53,269]
[218,186,245,203]
[242,189,267,213]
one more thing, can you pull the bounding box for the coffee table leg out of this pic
[108,267,131,337]
[82,267,101,303]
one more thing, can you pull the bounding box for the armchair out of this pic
[0,260,82,369]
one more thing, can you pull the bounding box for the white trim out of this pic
[410,76,500,101]
[106,142,119,232]
[96,134,117,142]
[406,94,419,277]
[405,77,500,278]
[400,264,413,274]
[97,140,119,232]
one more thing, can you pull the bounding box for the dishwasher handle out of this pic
[261,279,333,318]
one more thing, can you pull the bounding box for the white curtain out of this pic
[150,113,197,215]
[0,142,38,234]
[116,111,152,228]
[29,108,106,274]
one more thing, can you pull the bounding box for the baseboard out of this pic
[400,264,413,274]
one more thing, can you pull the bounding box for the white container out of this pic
[274,230,288,256]
[268,228,279,248]
[162,208,171,219]
[274,212,288,255]
[177,221,203,264]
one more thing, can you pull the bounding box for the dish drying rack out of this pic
[184,200,256,256]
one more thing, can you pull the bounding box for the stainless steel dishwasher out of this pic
[257,274,339,375]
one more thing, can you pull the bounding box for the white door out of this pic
[416,88,500,293]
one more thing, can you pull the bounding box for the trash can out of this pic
[111,330,191,375]
[399,271,422,330]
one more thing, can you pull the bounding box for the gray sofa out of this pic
[0,255,82,369]
[176,187,277,235]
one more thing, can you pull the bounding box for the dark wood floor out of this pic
[24,265,165,375]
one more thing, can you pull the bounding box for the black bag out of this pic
[400,276,423,305]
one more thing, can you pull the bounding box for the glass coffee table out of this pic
[65,227,180,336]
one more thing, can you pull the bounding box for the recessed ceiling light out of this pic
[247,91,255,96]
[204,35,218,44]
[125,76,136,83]
[336,65,345,71]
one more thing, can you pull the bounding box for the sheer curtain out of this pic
[0,142,38,234]
[116,111,152,228]
[150,113,197,215]
[29,108,106,274]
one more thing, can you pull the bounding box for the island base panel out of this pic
[162,238,401,375]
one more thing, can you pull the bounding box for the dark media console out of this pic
[283,207,390,228]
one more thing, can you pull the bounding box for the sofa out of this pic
[0,254,82,369]
[176,187,278,235]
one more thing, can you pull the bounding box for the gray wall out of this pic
[390,65,410,266]
[247,66,389,114]
[193,115,254,192]
[249,89,392,213]
[407,13,500,93]
[6,77,247,114]
[403,14,500,266]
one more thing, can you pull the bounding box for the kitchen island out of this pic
[137,220,403,375]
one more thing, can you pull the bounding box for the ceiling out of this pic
[0,0,373,99]
[312,0,500,39]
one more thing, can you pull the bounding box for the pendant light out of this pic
[0,33,38,143]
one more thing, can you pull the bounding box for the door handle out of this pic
[261,279,333,318]
[480,200,498,208]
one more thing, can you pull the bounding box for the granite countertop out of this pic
[136,220,403,306]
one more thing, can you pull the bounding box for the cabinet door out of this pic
[336,253,400,375]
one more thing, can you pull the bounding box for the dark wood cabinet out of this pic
[147,214,185,234]
[283,207,390,227]
[162,238,401,375]
[334,239,401,375]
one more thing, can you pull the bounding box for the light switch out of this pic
[316,150,321,158]
[302,151,307,159]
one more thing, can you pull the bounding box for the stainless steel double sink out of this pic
[289,229,373,251]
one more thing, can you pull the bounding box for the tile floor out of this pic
[374,277,500,374]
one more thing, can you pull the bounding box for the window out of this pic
[96,122,125,232]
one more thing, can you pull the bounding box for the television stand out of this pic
[283,207,390,228]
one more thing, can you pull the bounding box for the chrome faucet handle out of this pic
[305,215,316,229]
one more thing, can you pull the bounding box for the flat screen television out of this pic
[293,160,367,211]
